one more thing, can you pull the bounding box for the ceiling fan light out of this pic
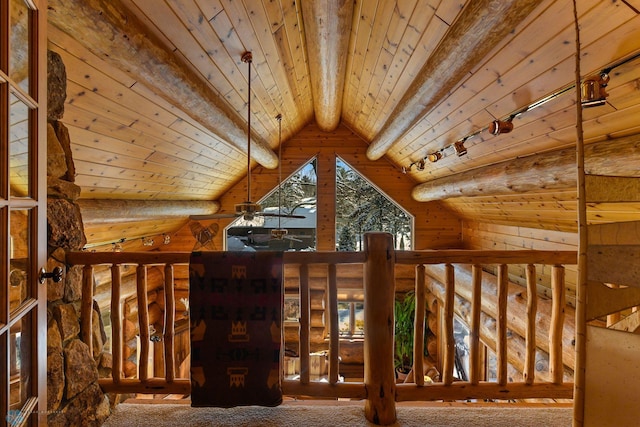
[271,228,288,240]
[235,202,261,216]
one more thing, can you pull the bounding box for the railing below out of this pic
[67,232,577,425]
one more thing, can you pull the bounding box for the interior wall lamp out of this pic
[581,72,609,108]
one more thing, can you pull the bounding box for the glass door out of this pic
[2,0,47,425]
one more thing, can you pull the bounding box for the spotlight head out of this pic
[427,152,442,163]
[489,120,514,135]
[581,73,609,108]
[453,140,467,156]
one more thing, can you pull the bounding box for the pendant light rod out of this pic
[241,51,253,203]
[276,113,283,229]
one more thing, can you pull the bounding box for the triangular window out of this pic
[336,158,412,251]
[225,158,317,251]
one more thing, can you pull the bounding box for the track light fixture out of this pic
[399,52,637,174]
[581,72,609,108]
[453,140,467,156]
[427,152,442,163]
[489,119,514,135]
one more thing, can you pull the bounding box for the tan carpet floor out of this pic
[103,400,573,426]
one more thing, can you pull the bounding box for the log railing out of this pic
[67,232,577,425]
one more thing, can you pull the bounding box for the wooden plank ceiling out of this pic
[44,0,640,249]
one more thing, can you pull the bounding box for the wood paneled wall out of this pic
[181,122,463,251]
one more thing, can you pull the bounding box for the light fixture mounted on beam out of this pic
[581,72,609,108]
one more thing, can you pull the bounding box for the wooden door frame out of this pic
[1,0,47,425]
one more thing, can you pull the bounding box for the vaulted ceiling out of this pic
[45,0,640,249]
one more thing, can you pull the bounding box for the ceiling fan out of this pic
[190,51,304,223]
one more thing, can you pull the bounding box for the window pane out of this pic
[353,302,364,336]
[10,209,31,310]
[336,158,412,251]
[338,302,350,335]
[9,0,30,93]
[9,313,33,411]
[9,92,31,197]
[226,159,317,251]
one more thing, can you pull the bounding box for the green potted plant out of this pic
[394,291,416,380]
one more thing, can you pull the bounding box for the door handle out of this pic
[39,266,64,284]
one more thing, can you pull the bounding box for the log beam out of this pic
[412,133,640,202]
[366,0,543,160]
[78,199,220,224]
[301,0,353,132]
[47,0,278,168]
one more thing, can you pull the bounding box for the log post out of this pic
[363,233,396,425]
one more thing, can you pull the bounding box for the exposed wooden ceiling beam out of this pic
[366,0,543,161]
[412,133,640,202]
[78,199,220,224]
[47,0,279,169]
[301,0,353,132]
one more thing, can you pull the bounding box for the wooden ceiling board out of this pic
[389,0,630,167]
[44,0,640,249]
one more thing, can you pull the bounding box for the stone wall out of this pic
[46,50,111,427]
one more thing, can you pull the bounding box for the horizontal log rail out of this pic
[68,235,577,423]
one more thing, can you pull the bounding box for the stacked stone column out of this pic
[45,50,111,427]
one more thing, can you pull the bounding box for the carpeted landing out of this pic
[103,400,572,426]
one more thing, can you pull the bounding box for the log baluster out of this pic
[81,264,94,356]
[136,264,150,381]
[497,264,508,386]
[442,264,455,385]
[550,265,565,384]
[164,263,176,382]
[524,264,537,384]
[469,264,482,385]
[328,263,340,385]
[111,264,122,383]
[414,264,426,386]
[299,264,310,385]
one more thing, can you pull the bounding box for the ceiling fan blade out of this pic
[189,213,239,220]
[258,212,306,219]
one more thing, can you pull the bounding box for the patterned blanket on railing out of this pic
[189,251,284,407]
